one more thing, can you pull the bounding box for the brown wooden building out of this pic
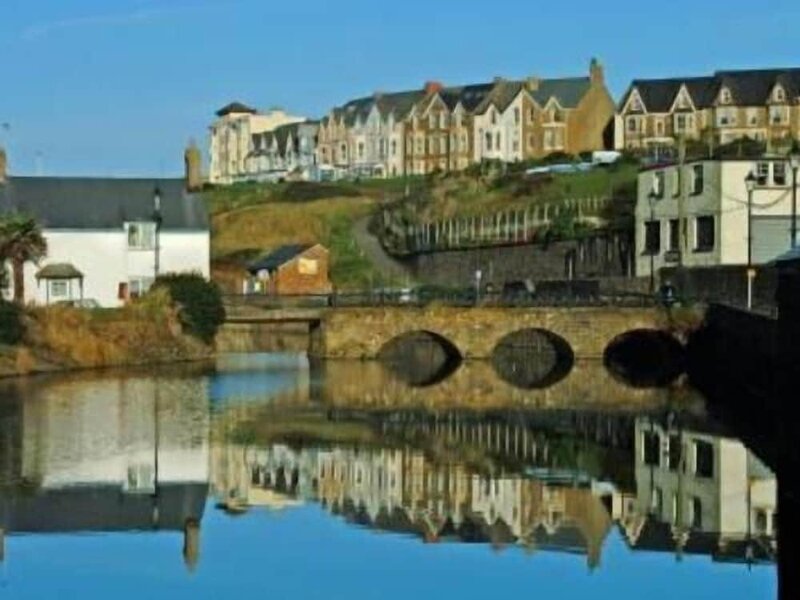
[247,244,331,295]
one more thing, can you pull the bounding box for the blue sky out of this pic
[0,0,798,177]
[1,504,776,599]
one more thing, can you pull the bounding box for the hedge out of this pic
[152,273,225,344]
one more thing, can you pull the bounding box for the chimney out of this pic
[424,80,443,95]
[590,57,605,85]
[525,77,541,92]
[0,147,6,184]
[184,141,203,192]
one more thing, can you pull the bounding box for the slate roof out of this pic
[621,68,800,113]
[216,101,257,117]
[531,77,592,108]
[248,244,318,273]
[0,177,209,231]
[0,483,208,533]
[36,262,84,280]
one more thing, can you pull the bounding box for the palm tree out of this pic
[0,214,47,303]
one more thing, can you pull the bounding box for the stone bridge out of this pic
[310,306,665,360]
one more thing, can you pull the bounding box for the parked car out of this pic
[501,280,536,305]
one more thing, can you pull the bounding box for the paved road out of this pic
[352,216,413,283]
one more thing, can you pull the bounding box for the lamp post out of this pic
[789,148,799,249]
[153,185,163,281]
[647,189,659,294]
[745,172,757,310]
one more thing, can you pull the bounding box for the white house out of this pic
[631,418,776,558]
[636,157,800,276]
[1,173,210,307]
[209,102,306,184]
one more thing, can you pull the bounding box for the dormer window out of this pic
[490,109,497,125]
[774,86,786,103]
[720,87,732,104]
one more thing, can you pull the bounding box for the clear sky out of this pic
[0,0,798,177]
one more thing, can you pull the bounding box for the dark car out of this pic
[501,280,535,305]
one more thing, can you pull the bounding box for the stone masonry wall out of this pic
[317,306,662,360]
[401,232,634,289]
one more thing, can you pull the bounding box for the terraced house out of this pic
[246,120,320,182]
[616,68,800,151]
[317,58,614,178]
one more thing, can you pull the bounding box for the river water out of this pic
[0,354,777,599]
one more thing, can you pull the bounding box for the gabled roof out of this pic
[531,77,591,109]
[248,243,324,273]
[621,68,800,113]
[0,177,209,231]
[216,101,258,117]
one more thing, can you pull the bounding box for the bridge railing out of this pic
[223,288,656,310]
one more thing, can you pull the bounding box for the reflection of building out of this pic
[623,417,777,563]
[0,375,211,570]
[222,441,612,566]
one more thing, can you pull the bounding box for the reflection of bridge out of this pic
[222,303,667,360]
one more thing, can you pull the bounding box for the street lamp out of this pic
[789,146,800,249]
[745,172,757,310]
[647,188,659,294]
[153,185,163,281]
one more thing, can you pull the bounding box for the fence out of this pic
[392,196,609,254]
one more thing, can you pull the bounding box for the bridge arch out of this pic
[378,330,463,386]
[491,328,575,389]
[603,329,685,387]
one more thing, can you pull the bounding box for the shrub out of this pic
[0,299,24,345]
[152,273,225,344]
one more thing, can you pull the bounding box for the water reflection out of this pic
[0,355,778,597]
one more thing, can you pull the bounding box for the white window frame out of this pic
[127,222,156,251]
[49,280,69,299]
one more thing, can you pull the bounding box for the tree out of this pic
[0,214,48,303]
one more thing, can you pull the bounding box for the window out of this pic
[529,108,536,122]
[485,132,492,151]
[668,219,680,252]
[691,164,704,195]
[720,88,732,104]
[650,487,663,514]
[695,216,715,252]
[676,114,687,131]
[439,113,447,129]
[775,86,785,102]
[127,222,156,250]
[128,277,154,299]
[642,431,660,466]
[672,168,681,197]
[627,117,639,133]
[298,258,318,275]
[774,162,787,186]
[653,171,665,198]
[644,220,661,255]
[428,114,435,129]
[694,440,714,478]
[490,110,497,125]
[50,280,68,299]
[496,132,501,149]
[391,140,397,156]
[690,497,703,529]
[656,120,664,136]
[514,107,520,125]
[756,161,770,185]
[668,435,682,471]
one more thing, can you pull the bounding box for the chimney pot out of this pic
[184,142,203,192]
[0,147,7,184]
[424,81,443,95]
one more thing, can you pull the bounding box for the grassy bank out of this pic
[0,291,211,378]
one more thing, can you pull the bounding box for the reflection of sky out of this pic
[207,353,308,405]
[1,503,775,600]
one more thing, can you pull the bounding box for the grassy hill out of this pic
[205,162,639,291]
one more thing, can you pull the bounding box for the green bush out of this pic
[0,299,24,345]
[152,273,226,344]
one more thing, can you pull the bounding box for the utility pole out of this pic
[789,147,799,249]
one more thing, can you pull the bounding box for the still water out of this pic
[0,354,777,599]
